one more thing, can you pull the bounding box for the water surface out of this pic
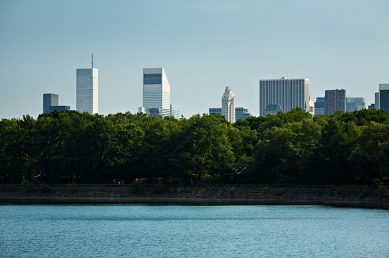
[0,205,388,257]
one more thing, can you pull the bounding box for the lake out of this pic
[0,205,388,257]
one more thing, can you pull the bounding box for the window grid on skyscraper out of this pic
[259,77,310,116]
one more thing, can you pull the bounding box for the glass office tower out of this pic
[43,93,58,114]
[379,84,389,113]
[76,68,98,114]
[314,97,325,116]
[346,97,366,112]
[170,104,180,119]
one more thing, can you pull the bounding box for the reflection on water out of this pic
[0,205,388,257]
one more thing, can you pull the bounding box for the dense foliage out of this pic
[1,108,389,185]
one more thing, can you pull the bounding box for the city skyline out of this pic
[1,1,388,119]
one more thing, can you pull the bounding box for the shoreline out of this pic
[1,196,389,209]
[1,184,388,209]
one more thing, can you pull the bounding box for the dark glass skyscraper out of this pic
[379,84,389,113]
[325,89,346,115]
[43,93,58,114]
[314,97,325,116]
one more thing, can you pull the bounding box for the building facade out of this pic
[221,86,236,123]
[314,97,325,116]
[259,77,310,116]
[264,104,282,115]
[76,68,98,114]
[325,89,346,115]
[379,84,389,113]
[143,68,170,117]
[235,107,252,121]
[375,92,380,110]
[209,108,222,116]
[308,96,314,115]
[209,107,252,121]
[346,97,366,112]
[170,104,180,119]
[43,93,58,114]
[49,106,70,112]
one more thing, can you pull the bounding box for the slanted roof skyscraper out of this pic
[142,67,171,117]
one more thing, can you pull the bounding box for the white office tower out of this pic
[259,77,310,116]
[76,68,98,114]
[309,96,314,115]
[221,86,236,123]
[143,68,171,117]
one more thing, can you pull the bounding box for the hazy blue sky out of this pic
[1,0,388,119]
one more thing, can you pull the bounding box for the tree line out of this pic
[1,108,388,185]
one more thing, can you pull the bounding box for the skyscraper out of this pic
[221,86,236,123]
[142,68,170,117]
[346,97,366,112]
[314,97,325,116]
[325,89,346,115]
[170,104,180,119]
[76,62,98,114]
[43,93,58,114]
[379,84,389,113]
[259,77,310,116]
[308,96,314,115]
[375,92,380,109]
[374,92,380,109]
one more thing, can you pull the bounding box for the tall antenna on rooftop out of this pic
[92,54,94,68]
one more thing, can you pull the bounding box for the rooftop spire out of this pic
[92,54,94,68]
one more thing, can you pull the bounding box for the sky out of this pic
[1,0,388,119]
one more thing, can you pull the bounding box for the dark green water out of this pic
[0,205,388,257]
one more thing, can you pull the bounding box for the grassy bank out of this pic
[1,183,389,209]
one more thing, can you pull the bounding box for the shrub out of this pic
[375,180,389,198]
[274,188,285,196]
[21,178,34,193]
[153,181,165,194]
[39,183,51,193]
[338,186,358,197]
[130,179,145,194]
[67,182,78,194]
[359,186,370,199]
